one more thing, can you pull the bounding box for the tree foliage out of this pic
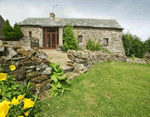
[2,19,13,40]
[144,37,150,53]
[122,32,146,58]
[2,20,23,40]
[62,23,78,52]
[13,23,23,38]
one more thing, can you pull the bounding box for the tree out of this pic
[122,32,145,58]
[2,20,23,40]
[144,37,150,52]
[13,23,23,38]
[2,19,13,40]
[62,23,78,52]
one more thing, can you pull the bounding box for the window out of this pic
[47,28,55,32]
[78,35,82,43]
[29,31,32,38]
[103,38,108,46]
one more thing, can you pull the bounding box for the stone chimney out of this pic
[50,12,55,19]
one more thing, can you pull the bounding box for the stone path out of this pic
[40,49,74,73]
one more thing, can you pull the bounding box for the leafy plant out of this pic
[49,62,71,96]
[0,64,38,117]
[62,23,78,52]
[0,74,24,101]
[131,55,136,61]
[86,39,110,53]
[0,94,38,117]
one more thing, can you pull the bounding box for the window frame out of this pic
[103,38,109,46]
[78,35,83,43]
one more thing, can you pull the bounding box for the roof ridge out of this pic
[26,17,116,20]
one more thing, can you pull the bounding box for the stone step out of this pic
[60,65,74,73]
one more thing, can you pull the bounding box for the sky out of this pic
[0,0,149,41]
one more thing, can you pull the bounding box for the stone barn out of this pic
[0,15,5,39]
[18,12,125,54]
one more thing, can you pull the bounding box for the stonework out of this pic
[20,25,125,55]
[3,37,31,50]
[20,26,43,48]
[73,27,125,54]
[58,27,63,46]
[0,44,51,95]
[65,50,127,79]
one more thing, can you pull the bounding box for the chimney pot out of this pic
[50,12,55,19]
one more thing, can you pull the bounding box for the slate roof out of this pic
[18,17,123,29]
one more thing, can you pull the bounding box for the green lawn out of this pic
[35,62,150,117]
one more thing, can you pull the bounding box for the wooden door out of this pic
[43,27,58,49]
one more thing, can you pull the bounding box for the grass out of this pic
[35,62,150,117]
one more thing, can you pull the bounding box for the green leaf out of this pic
[51,75,58,83]
[56,82,62,88]
[50,84,57,90]
[66,80,71,85]
[57,74,66,80]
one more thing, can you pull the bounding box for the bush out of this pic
[62,23,78,52]
[86,39,101,51]
[2,20,23,40]
[131,55,136,61]
[2,20,13,40]
[122,32,146,58]
[86,39,110,53]
[13,23,23,38]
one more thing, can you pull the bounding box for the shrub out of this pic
[131,55,136,61]
[86,39,110,53]
[86,39,101,51]
[2,19,13,40]
[62,23,78,52]
[49,62,71,96]
[2,20,23,40]
[13,23,23,38]
[122,32,146,58]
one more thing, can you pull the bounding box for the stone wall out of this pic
[73,27,125,54]
[126,58,147,64]
[58,27,63,46]
[20,25,125,54]
[20,26,43,48]
[2,37,31,50]
[0,42,51,95]
[67,50,127,74]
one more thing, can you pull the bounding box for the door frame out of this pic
[43,27,59,49]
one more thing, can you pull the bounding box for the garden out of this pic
[0,21,150,117]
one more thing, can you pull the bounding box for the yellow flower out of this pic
[24,111,30,116]
[0,100,10,117]
[11,97,19,105]
[23,98,34,109]
[9,65,16,71]
[0,73,7,81]
[18,116,24,117]
[17,95,24,100]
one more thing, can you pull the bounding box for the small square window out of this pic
[78,35,82,43]
[103,38,108,46]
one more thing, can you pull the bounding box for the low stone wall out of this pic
[2,37,40,50]
[2,37,31,50]
[67,50,127,73]
[0,43,51,95]
[126,58,147,64]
